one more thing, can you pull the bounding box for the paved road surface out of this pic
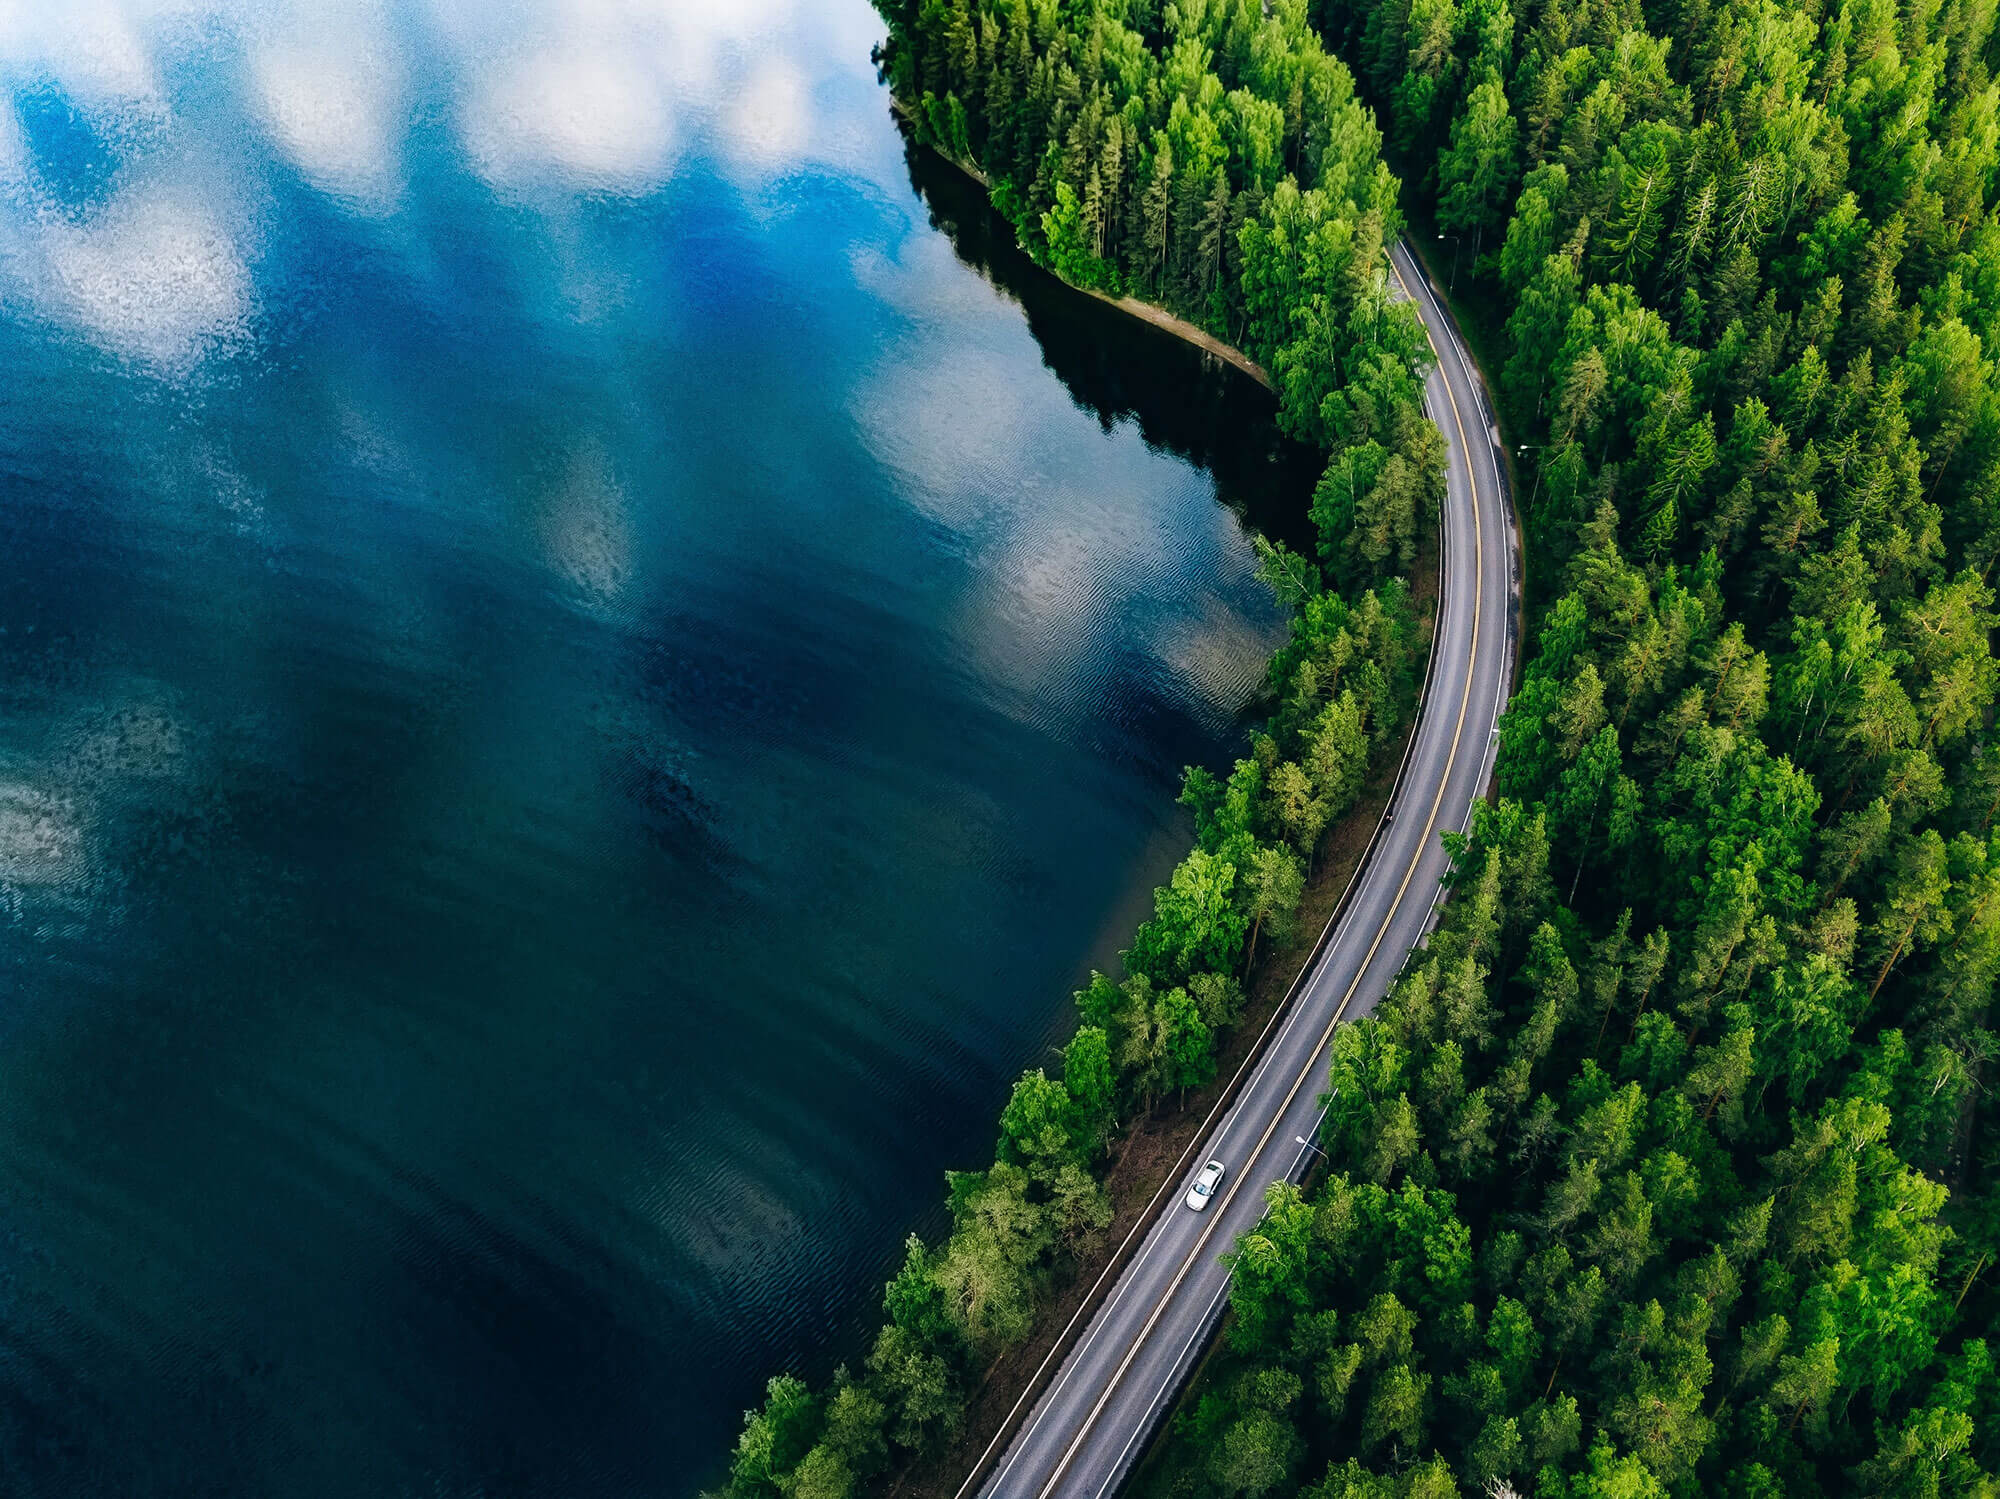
[967,238,1520,1499]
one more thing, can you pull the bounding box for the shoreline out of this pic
[1076,286,1273,388]
[883,524,1443,1499]
[892,104,1274,390]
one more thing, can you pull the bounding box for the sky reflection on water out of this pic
[0,3,1311,1495]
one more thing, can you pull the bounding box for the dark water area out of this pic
[0,4,1315,1496]
[895,139,1327,558]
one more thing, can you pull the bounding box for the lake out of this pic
[0,2,1316,1493]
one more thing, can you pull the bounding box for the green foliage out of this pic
[1129,849,1252,982]
[728,1375,820,1498]
[882,0,1423,444]
[1063,1025,1118,1153]
[1142,0,2000,1490]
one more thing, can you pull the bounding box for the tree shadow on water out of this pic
[897,124,1323,556]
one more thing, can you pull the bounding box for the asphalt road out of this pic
[967,239,1520,1499]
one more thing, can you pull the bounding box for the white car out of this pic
[1184,1159,1226,1211]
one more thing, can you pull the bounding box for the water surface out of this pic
[0,3,1314,1493]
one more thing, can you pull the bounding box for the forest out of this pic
[721,0,2000,1494]
[1139,0,2000,1493]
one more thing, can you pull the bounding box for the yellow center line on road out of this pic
[1029,246,1489,1499]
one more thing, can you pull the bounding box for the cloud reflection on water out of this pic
[4,0,1273,725]
[0,0,857,374]
[0,5,1306,1490]
[245,0,410,215]
[34,179,258,372]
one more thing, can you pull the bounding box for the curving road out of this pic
[962,239,1520,1499]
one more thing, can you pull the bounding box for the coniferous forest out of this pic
[722,1,2000,1496]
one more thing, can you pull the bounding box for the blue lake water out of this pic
[0,3,1317,1493]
